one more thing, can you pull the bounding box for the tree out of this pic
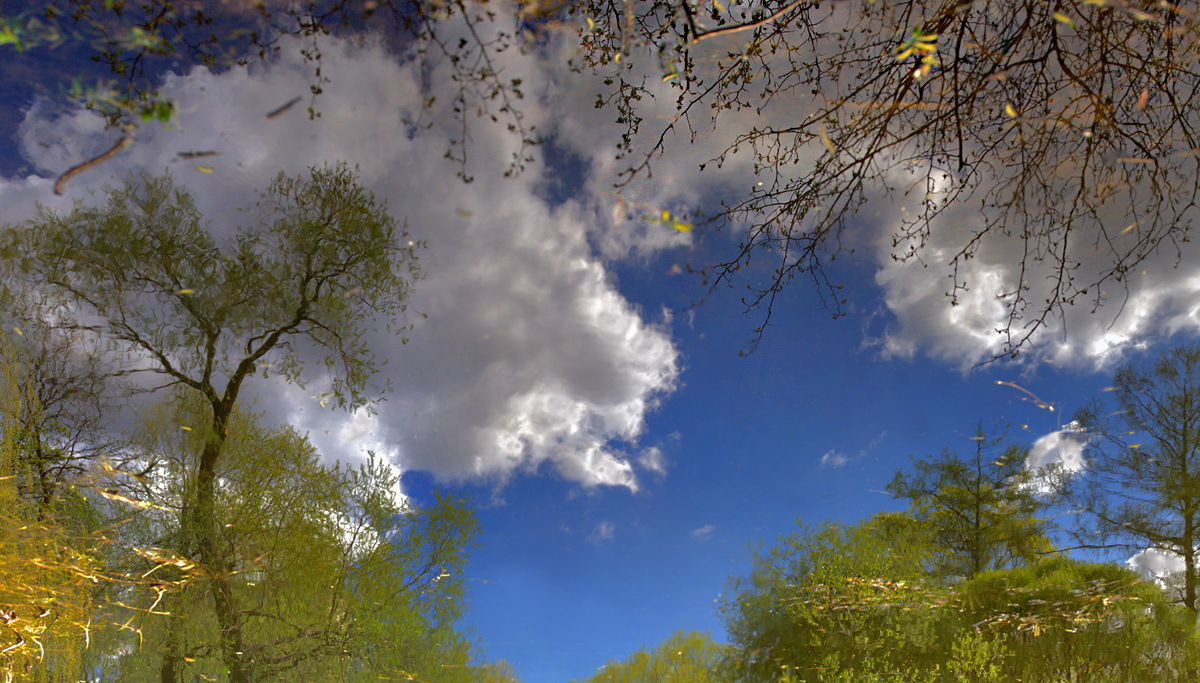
[0,162,421,683]
[1064,342,1200,613]
[0,321,122,519]
[716,510,1195,683]
[570,0,1200,356]
[717,512,947,682]
[887,421,1054,579]
[98,391,482,683]
[955,557,1196,682]
[570,630,730,683]
[0,330,194,683]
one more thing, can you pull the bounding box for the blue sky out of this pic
[3,6,1199,683]
[422,251,1127,682]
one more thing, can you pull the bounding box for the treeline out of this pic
[0,166,517,682]
[577,345,1200,683]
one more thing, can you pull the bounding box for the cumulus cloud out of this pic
[587,521,615,545]
[1023,421,1090,494]
[2,25,682,491]
[1127,547,1190,602]
[819,449,849,470]
[689,524,715,540]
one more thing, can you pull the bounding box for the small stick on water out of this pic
[54,136,134,196]
[177,150,219,158]
[266,97,302,119]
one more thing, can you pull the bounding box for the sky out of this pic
[2,4,1200,682]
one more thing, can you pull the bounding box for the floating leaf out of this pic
[456,208,473,217]
[672,220,693,233]
[818,123,836,155]
[1137,87,1149,110]
[1119,223,1137,235]
[1052,12,1076,29]
[178,288,195,294]
[1005,104,1018,118]
[195,166,214,173]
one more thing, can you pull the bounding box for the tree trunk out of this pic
[1184,514,1196,612]
[190,405,252,683]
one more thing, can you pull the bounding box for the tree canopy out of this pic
[888,421,1053,579]
[1065,342,1200,612]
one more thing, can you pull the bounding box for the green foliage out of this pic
[103,391,483,683]
[718,512,945,683]
[0,163,426,683]
[1066,342,1200,612]
[888,421,1055,579]
[1,163,420,414]
[955,557,1195,682]
[571,630,729,683]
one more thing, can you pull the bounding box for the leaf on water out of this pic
[1004,104,1018,118]
[1052,12,1076,29]
[12,327,20,336]
[672,220,693,232]
[456,208,473,217]
[1119,223,1137,235]
[343,286,363,297]
[178,288,195,294]
[1137,87,1149,110]
[195,166,214,173]
[1117,157,1154,163]
[818,123,836,155]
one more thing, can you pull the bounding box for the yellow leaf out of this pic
[1005,104,1018,118]
[1053,12,1076,29]
[457,208,473,217]
[12,327,20,336]
[818,123,836,155]
[673,220,693,233]
[662,208,670,221]
[586,17,594,30]
[196,166,214,173]
[1137,87,1149,110]
[180,426,191,431]
[1119,222,1137,235]
[178,288,195,294]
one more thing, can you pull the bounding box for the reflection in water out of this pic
[4,1,1200,682]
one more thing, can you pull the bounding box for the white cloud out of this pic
[689,524,715,540]
[587,520,615,545]
[819,449,848,469]
[1127,547,1185,577]
[2,26,682,492]
[1026,422,1089,473]
[638,446,668,475]
[1023,421,1089,494]
[1127,547,1189,602]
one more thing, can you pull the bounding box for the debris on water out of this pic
[53,136,133,196]
[266,97,302,119]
